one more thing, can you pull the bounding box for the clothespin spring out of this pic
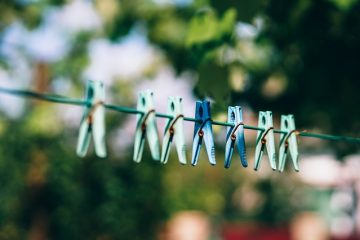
[168,114,184,135]
[141,109,156,130]
[198,118,212,137]
[230,122,244,141]
[261,127,274,145]
[87,100,104,124]
[161,114,185,163]
[283,129,306,150]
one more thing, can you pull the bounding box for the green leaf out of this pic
[218,8,237,37]
[186,10,218,47]
[186,8,237,47]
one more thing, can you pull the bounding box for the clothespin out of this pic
[76,80,106,158]
[254,111,276,171]
[160,96,187,164]
[278,114,299,172]
[191,100,216,166]
[224,106,248,168]
[133,90,160,163]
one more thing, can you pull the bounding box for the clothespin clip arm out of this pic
[77,80,106,158]
[133,90,161,162]
[254,111,276,171]
[191,117,212,166]
[191,100,216,166]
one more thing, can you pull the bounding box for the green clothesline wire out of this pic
[0,86,359,144]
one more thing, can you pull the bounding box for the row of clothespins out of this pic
[77,81,300,172]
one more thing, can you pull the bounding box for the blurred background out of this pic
[0,0,359,239]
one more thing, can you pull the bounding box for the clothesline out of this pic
[0,86,359,144]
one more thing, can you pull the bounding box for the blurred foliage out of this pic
[185,8,236,47]
[0,0,359,239]
[258,0,360,157]
[0,118,165,239]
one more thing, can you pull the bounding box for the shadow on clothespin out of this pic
[278,114,300,172]
[133,90,160,163]
[160,96,187,165]
[191,100,216,166]
[254,111,276,171]
[224,106,248,168]
[76,80,106,158]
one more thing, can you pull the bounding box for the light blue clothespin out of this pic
[254,111,276,171]
[224,106,248,168]
[160,97,187,164]
[76,80,106,158]
[278,114,299,172]
[191,100,216,166]
[133,90,160,163]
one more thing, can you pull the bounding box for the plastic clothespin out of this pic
[254,111,276,171]
[224,106,248,168]
[133,90,160,163]
[160,97,187,165]
[76,80,106,158]
[191,100,216,166]
[278,114,299,172]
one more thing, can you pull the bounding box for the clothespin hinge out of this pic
[87,100,104,124]
[284,129,306,147]
[198,118,212,137]
[230,122,244,140]
[141,109,156,130]
[168,114,184,134]
[261,127,274,144]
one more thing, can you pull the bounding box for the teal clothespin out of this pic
[76,80,106,158]
[254,111,276,171]
[224,106,248,168]
[191,100,216,166]
[160,96,187,165]
[133,90,160,162]
[278,114,299,172]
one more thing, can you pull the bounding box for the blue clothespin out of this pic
[191,100,216,166]
[278,114,299,172]
[133,90,160,163]
[254,111,276,171]
[76,80,106,158]
[224,106,248,168]
[160,96,187,164]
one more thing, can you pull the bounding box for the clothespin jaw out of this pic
[278,114,299,172]
[160,96,187,165]
[224,106,248,168]
[76,80,106,158]
[133,90,160,163]
[254,111,276,171]
[191,100,216,166]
